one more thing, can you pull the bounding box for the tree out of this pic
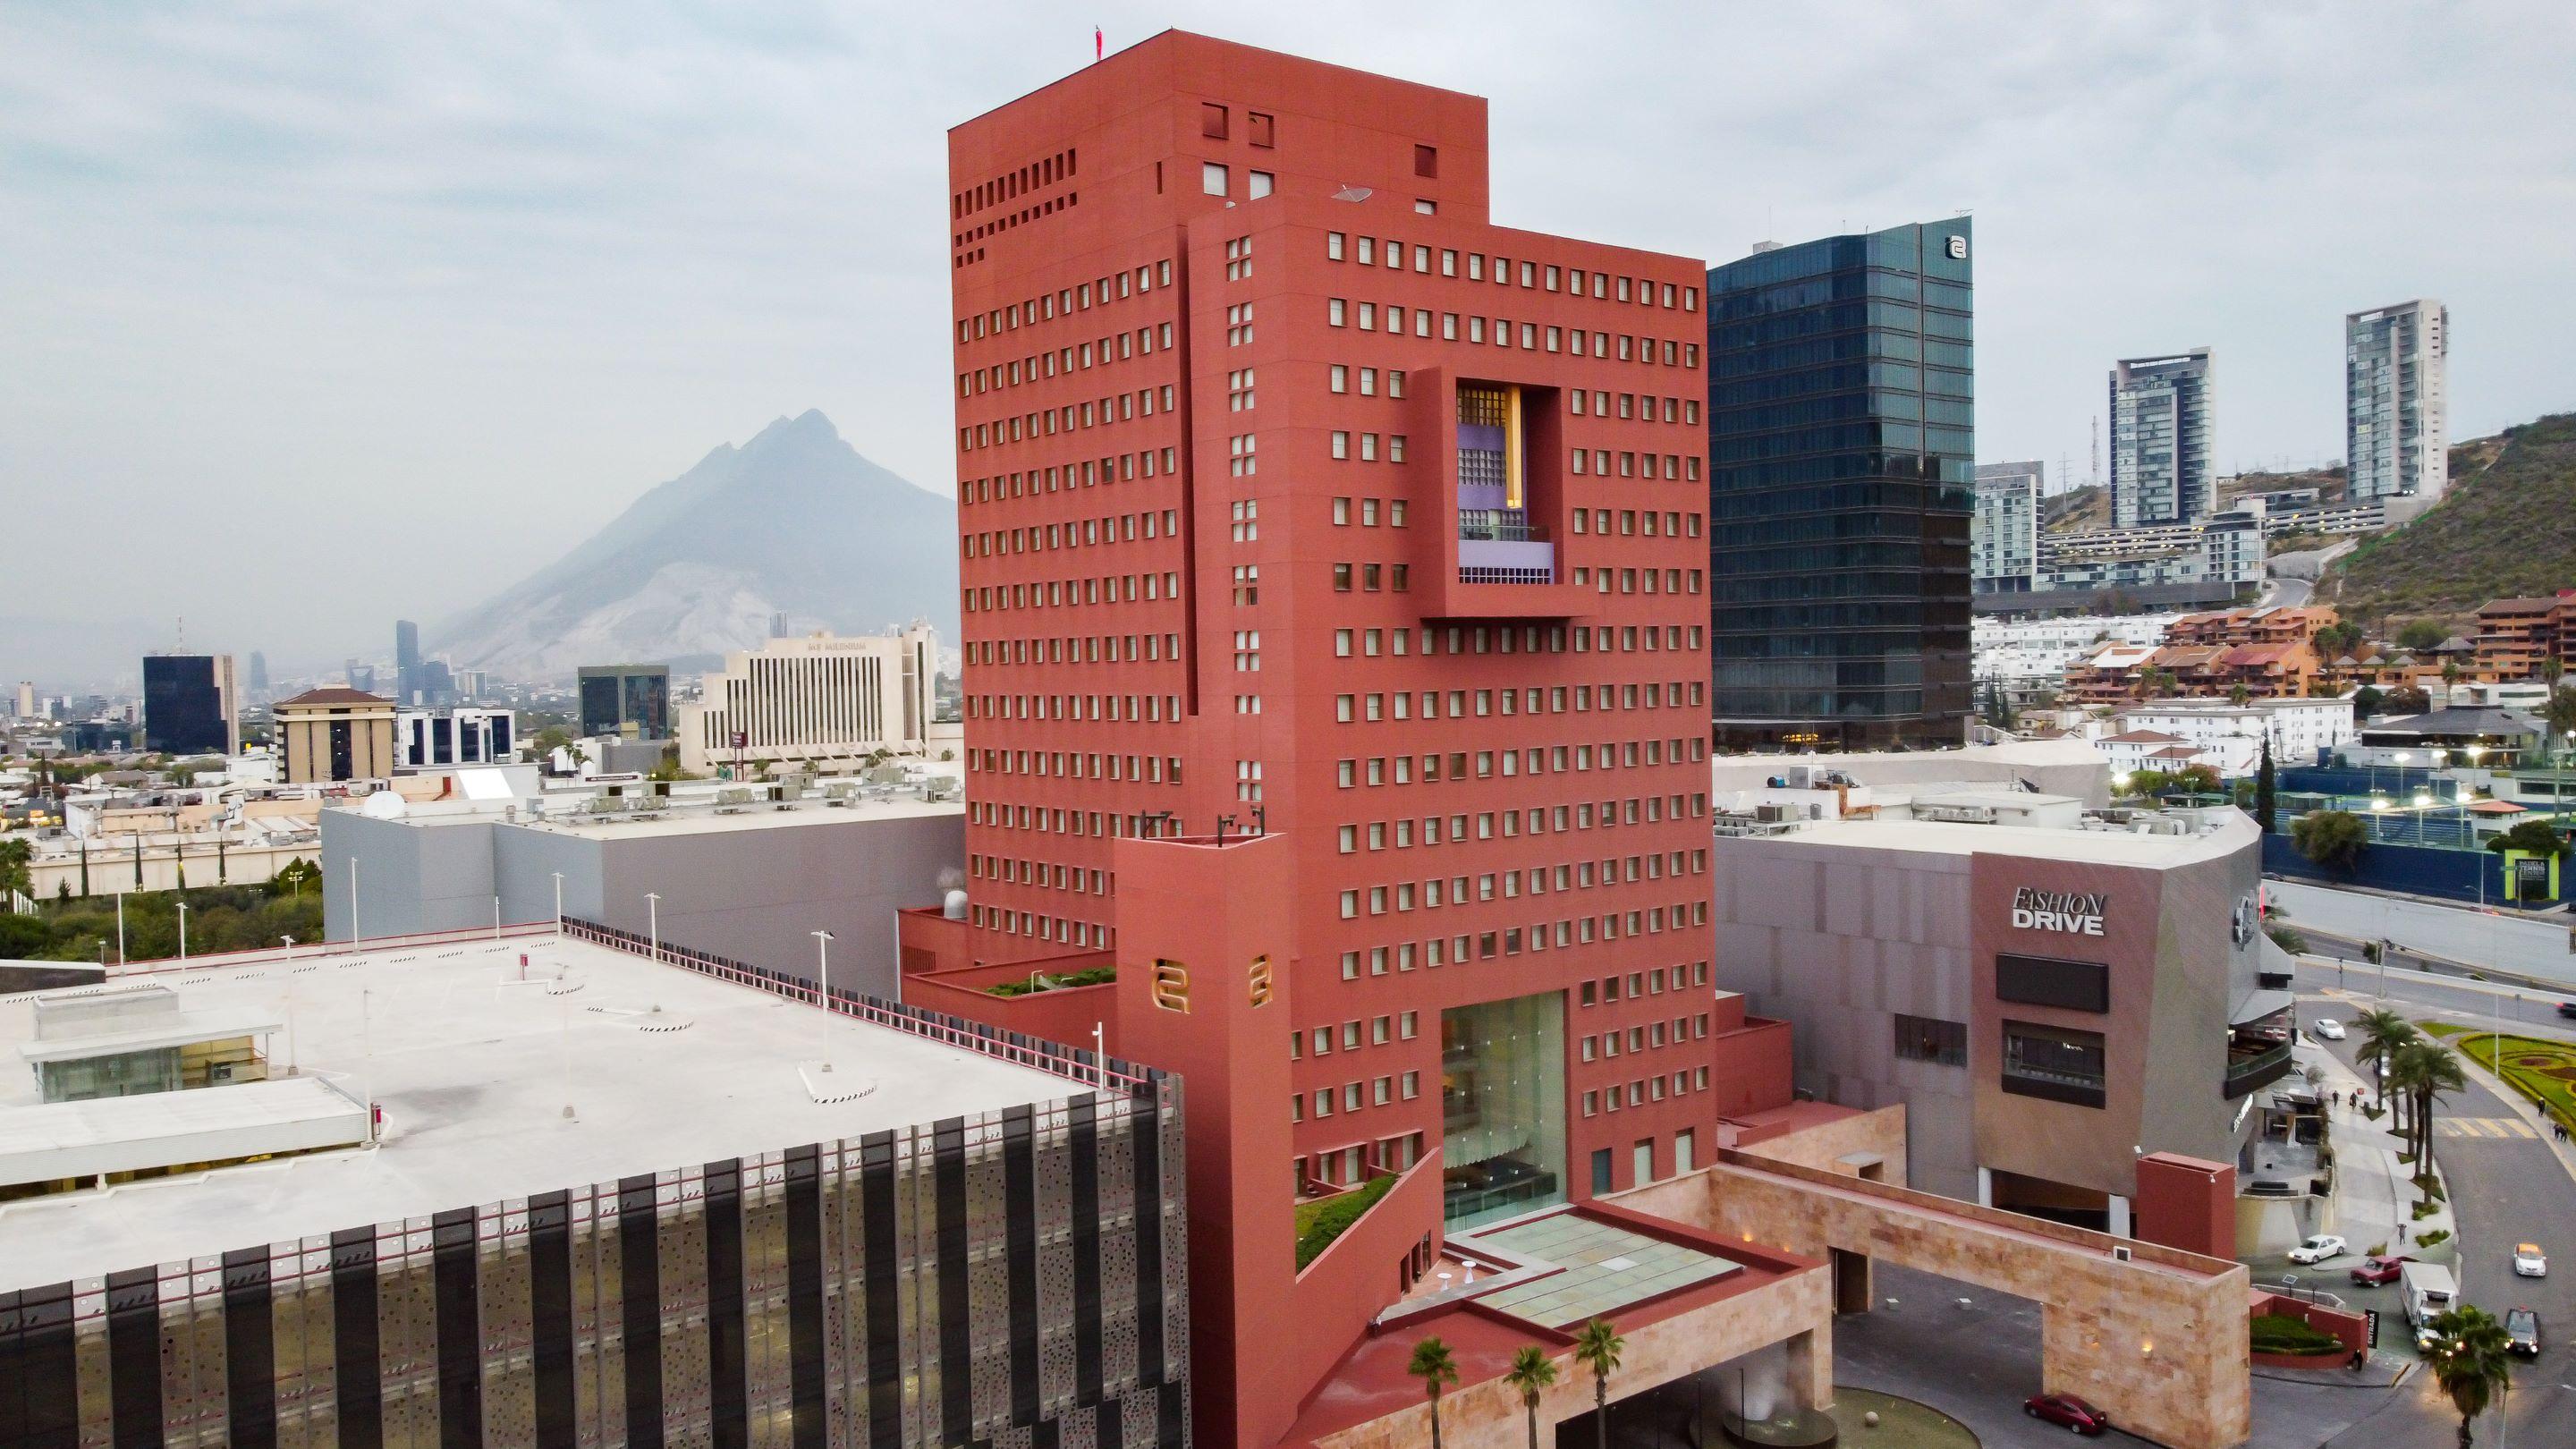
[2228,682,2254,707]
[2139,665,2177,700]
[2425,1305,2513,1447]
[2383,684,2433,716]
[1504,1345,1559,1449]
[2352,1007,2418,1115]
[2292,809,2369,876]
[1572,1318,1625,1449]
[2399,619,2449,651]
[0,837,30,898]
[2486,819,2568,858]
[2544,686,2576,761]
[2544,657,2565,691]
[2391,1038,2467,1175]
[269,857,320,897]
[1408,1337,1460,1449]
[1979,678,2018,733]
[2352,684,2385,720]
[2255,737,2278,833]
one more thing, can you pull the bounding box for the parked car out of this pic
[2313,1018,2347,1040]
[2351,1254,2412,1285]
[2514,1242,2548,1277]
[2024,1394,2110,1435]
[2506,1307,2542,1358]
[2289,1233,2350,1265]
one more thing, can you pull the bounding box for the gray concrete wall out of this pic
[1711,836,1982,1199]
[559,812,962,1002]
[321,811,498,943]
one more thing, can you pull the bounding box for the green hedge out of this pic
[2249,1313,2346,1356]
[987,965,1117,996]
[1295,1174,1396,1268]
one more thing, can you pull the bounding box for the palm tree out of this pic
[2392,1038,2468,1176]
[2426,1305,2513,1447]
[1504,1345,1559,1449]
[2352,1007,2418,1114]
[1409,1336,1460,1449]
[1573,1318,1625,1449]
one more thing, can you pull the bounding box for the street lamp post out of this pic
[552,872,564,940]
[810,929,836,1071]
[176,900,189,964]
[348,857,360,950]
[114,892,125,966]
[646,893,661,964]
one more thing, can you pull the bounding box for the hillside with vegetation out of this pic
[2323,416,2572,631]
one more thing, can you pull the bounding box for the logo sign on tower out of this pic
[2012,886,2106,936]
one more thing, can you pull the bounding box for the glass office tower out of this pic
[141,653,237,755]
[1705,218,1974,750]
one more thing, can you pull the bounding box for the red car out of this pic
[2351,1255,2413,1285]
[2025,1393,2111,1435]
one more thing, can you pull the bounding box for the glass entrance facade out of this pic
[1440,991,1566,1228]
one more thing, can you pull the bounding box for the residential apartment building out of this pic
[2474,593,2576,681]
[2165,606,2338,650]
[675,624,937,775]
[1972,612,2178,710]
[2036,507,2263,595]
[937,34,1791,1443]
[2110,348,2216,527]
[2099,698,2355,776]
[2346,299,2449,504]
[1972,460,2041,594]
[1706,220,1975,750]
[140,652,239,756]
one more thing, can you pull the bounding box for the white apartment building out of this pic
[2346,300,2448,504]
[2110,348,2216,526]
[1972,461,2042,593]
[1972,612,2179,709]
[2037,507,2263,592]
[2101,698,2356,777]
[396,707,516,770]
[677,623,936,775]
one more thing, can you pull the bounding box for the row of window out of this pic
[970,689,1185,723]
[952,146,1075,223]
[1292,1009,1422,1057]
[1325,231,1699,314]
[1291,1072,1419,1122]
[970,749,1184,784]
[965,507,1181,559]
[1335,872,1705,924]
[1580,1070,1709,1119]
[957,258,1172,347]
[1568,448,1702,483]
[1580,1012,1714,1062]
[958,325,1174,398]
[960,372,1179,451]
[1329,900,1712,954]
[1325,298,1698,369]
[970,905,1107,949]
[969,625,1184,671]
[1572,508,1701,538]
[960,452,1181,507]
[1333,682,1703,722]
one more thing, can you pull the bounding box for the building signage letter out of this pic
[2011,886,2106,936]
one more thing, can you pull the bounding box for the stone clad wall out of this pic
[1733,1105,1909,1184]
[1612,1159,2250,1449]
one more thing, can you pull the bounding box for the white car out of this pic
[2288,1234,2349,1265]
[2515,1242,2548,1277]
[2313,1018,2347,1041]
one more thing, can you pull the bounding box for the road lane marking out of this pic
[2436,1117,2538,1138]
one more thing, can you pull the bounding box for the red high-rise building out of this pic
[928,31,1795,1445]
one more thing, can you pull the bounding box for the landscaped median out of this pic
[2422,1022,2576,1131]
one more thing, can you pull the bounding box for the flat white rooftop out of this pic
[0,932,1077,1285]
[1741,809,2257,867]
[386,794,960,840]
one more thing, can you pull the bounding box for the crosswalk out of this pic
[2435,1116,2542,1139]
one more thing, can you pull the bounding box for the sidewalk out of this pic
[2303,1043,2457,1262]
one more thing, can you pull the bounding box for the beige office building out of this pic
[273,689,397,784]
[676,624,936,775]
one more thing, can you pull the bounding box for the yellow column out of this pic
[1504,385,1525,511]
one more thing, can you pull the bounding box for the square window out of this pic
[1202,103,1229,140]
[1248,111,1275,148]
[1201,162,1228,197]
[1249,170,1274,199]
[1414,143,1437,178]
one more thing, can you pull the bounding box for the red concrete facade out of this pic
[942,30,1761,1445]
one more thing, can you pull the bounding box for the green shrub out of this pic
[1295,1174,1397,1268]
[2249,1313,2346,1356]
[2415,1229,2452,1249]
[987,965,1117,996]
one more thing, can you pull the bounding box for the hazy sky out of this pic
[5,1,2573,683]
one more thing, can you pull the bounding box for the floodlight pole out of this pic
[349,857,361,949]
[552,872,564,940]
[493,894,502,942]
[811,929,836,1072]
[115,893,125,966]
[646,893,661,963]
[177,901,188,964]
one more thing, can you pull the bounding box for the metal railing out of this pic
[1457,508,1545,543]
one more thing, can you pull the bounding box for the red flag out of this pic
[1095,27,1103,61]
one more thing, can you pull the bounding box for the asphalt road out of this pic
[2274,880,2576,988]
[2292,958,2576,1449]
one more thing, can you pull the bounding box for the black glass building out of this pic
[578,664,671,740]
[1705,218,1974,750]
[140,653,236,755]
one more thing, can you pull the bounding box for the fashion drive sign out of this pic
[2012,886,2107,936]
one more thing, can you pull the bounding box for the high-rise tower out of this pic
[2109,348,2216,527]
[2346,300,2448,504]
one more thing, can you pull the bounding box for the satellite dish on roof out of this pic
[359,791,408,821]
[1331,185,1373,203]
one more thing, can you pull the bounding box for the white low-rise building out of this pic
[1973,612,2181,708]
[2100,697,2357,777]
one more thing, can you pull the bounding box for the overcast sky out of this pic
[4,1,2572,683]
